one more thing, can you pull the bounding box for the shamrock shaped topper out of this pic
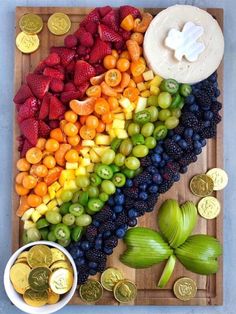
[165,21,205,62]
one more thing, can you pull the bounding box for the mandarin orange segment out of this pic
[86,85,102,97]
[16,196,30,217]
[126,39,141,62]
[108,97,119,111]
[26,148,43,164]
[44,167,62,186]
[50,128,65,142]
[102,112,114,124]
[133,12,153,33]
[90,73,105,85]
[101,82,118,97]
[96,120,106,133]
[120,72,131,89]
[105,69,122,87]
[70,98,96,116]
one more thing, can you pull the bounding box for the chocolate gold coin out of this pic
[173,277,197,301]
[16,32,40,54]
[51,248,66,264]
[79,279,103,303]
[198,196,221,219]
[19,13,43,34]
[23,289,48,307]
[206,168,228,191]
[10,263,31,294]
[18,251,28,259]
[47,290,60,304]
[101,268,124,291]
[113,280,137,303]
[49,268,73,294]
[28,245,52,268]
[50,260,73,272]
[28,267,51,291]
[190,174,214,197]
[47,13,71,35]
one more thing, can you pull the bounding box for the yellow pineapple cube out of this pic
[137,82,146,91]
[112,119,125,129]
[125,111,133,120]
[80,147,90,157]
[135,97,147,112]
[43,194,50,204]
[21,208,35,221]
[81,157,91,166]
[36,203,48,215]
[50,181,61,191]
[75,166,87,176]
[48,186,56,199]
[81,140,95,147]
[114,113,125,120]
[115,129,128,139]
[59,169,75,185]
[141,90,151,97]
[150,85,160,96]
[119,97,131,109]
[143,70,154,81]
[105,124,112,132]
[89,149,100,163]
[66,162,79,170]
[56,188,63,199]
[56,198,63,206]
[150,75,163,87]
[47,199,58,210]
[63,180,77,191]
[95,134,111,145]
[24,220,36,230]
[52,206,59,212]
[93,146,109,156]
[31,211,42,223]
[87,164,94,172]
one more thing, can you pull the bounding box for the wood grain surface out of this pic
[12,6,224,306]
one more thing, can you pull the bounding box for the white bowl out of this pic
[4,241,77,314]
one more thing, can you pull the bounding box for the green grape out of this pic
[157,92,172,109]
[146,106,159,122]
[87,186,99,198]
[99,192,109,202]
[101,148,115,165]
[62,213,75,226]
[75,175,90,188]
[75,214,92,227]
[114,153,126,167]
[72,191,81,203]
[101,180,116,195]
[119,139,133,156]
[145,136,157,149]
[128,123,140,136]
[47,231,57,242]
[61,190,73,202]
[125,156,140,170]
[147,95,159,106]
[171,108,182,118]
[132,145,149,158]
[165,116,179,129]
[59,202,71,215]
[45,211,62,224]
[141,122,155,137]
[26,228,41,242]
[57,239,71,247]
[159,109,171,121]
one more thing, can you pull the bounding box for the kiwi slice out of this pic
[157,255,176,288]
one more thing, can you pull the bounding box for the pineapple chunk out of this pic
[56,188,63,199]
[52,206,59,212]
[56,198,63,206]
[81,140,95,147]
[137,82,146,91]
[115,129,128,139]
[108,129,116,139]
[105,124,112,132]
[89,149,100,163]
[21,208,35,221]
[125,111,133,120]
[31,211,42,223]
[119,97,131,109]
[43,194,50,204]
[59,169,75,185]
[135,97,147,113]
[150,75,163,87]
[112,119,125,129]
[47,199,58,210]
[81,157,91,166]
[75,166,87,176]
[48,186,56,199]
[141,90,151,97]
[93,146,109,156]
[63,180,77,191]
[66,162,79,169]
[24,220,36,230]
[143,70,154,81]
[80,147,90,157]
[36,203,48,215]
[95,134,111,145]
[114,113,125,120]
[87,164,94,173]
[150,85,160,96]
[50,181,61,191]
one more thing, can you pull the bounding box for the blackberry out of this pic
[86,225,98,242]
[213,113,222,124]
[166,161,180,173]
[123,187,139,199]
[93,205,113,222]
[192,120,205,132]
[159,179,174,194]
[98,221,116,234]
[199,127,216,139]
[201,80,215,97]
[77,265,89,284]
[85,249,106,262]
[133,200,148,215]
[181,112,199,128]
[124,197,135,210]
[211,101,222,113]
[164,139,183,159]
[194,90,212,107]
[185,138,193,152]
[133,171,152,186]
[147,194,158,210]
[178,153,196,167]
[161,168,174,181]
[115,212,129,226]
[97,258,107,272]
[140,155,152,167]
[174,125,185,135]
[104,235,118,248]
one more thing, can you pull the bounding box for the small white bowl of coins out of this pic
[4,241,77,314]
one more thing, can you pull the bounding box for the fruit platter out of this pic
[11,5,224,307]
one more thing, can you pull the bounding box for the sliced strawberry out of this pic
[64,34,78,48]
[79,31,94,47]
[20,138,33,158]
[50,47,75,67]
[77,81,90,98]
[20,118,38,145]
[49,95,66,120]
[38,120,51,138]
[63,82,76,92]
[39,93,51,120]
[13,84,33,104]
[80,8,100,26]
[66,60,76,73]
[102,9,120,32]
[85,21,98,35]
[17,97,38,123]
[44,53,60,66]
[74,60,95,86]
[98,6,112,17]
[89,38,112,64]
[74,26,86,39]
[34,61,47,74]
[43,67,65,81]
[61,91,82,103]
[50,78,64,93]
[70,98,96,115]
[26,73,51,100]
[98,24,122,42]
[119,5,141,21]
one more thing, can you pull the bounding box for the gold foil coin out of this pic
[190,174,214,197]
[19,13,43,34]
[47,290,60,304]
[28,245,53,268]
[173,277,197,301]
[79,279,103,303]
[23,289,48,307]
[113,280,137,303]
[198,196,221,219]
[206,168,228,191]
[47,13,71,35]
[50,260,73,272]
[51,248,66,264]
[28,267,51,291]
[10,263,31,294]
[49,268,73,294]
[16,32,40,54]
[18,251,28,259]
[101,268,124,291]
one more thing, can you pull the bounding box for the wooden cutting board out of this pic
[12,6,224,306]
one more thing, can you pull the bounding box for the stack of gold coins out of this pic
[9,244,74,307]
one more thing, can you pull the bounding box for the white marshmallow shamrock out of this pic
[165,21,205,62]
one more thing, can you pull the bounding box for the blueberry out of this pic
[92,220,100,227]
[194,140,202,149]
[88,261,98,269]
[108,197,114,206]
[89,269,97,275]
[189,104,199,112]
[201,139,207,146]
[148,166,157,174]
[192,134,200,141]
[151,154,161,163]
[114,205,123,213]
[154,146,163,154]
[215,89,220,97]
[116,228,126,238]
[103,247,113,255]
[184,128,193,138]
[168,130,175,137]
[95,238,102,245]
[162,153,170,161]
[178,139,188,149]
[140,183,147,191]
[173,173,180,182]
[103,231,111,238]
[159,160,166,167]
[152,173,162,184]
[201,105,211,111]
[186,95,195,104]
[125,179,133,187]
[204,111,213,120]
[114,194,125,205]
[128,209,138,218]
[81,241,90,251]
[139,191,148,200]
[149,185,158,194]
[209,72,217,82]
[116,188,121,194]
[75,257,85,266]
[95,239,102,250]
[128,218,137,227]
[179,166,188,174]
[111,213,116,221]
[121,224,128,231]
[172,134,181,142]
[195,148,202,155]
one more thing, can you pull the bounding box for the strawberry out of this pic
[26,73,51,100]
[119,5,141,21]
[20,138,33,158]
[66,60,76,73]
[80,8,100,26]
[17,97,38,123]
[39,93,51,120]
[44,53,60,66]
[74,60,95,86]
[13,84,33,104]
[38,120,51,138]
[63,82,76,92]
[89,38,112,64]
[50,47,75,67]
[101,9,120,32]
[98,6,112,17]
[49,95,66,120]
[20,118,39,145]
[77,81,90,98]
[61,91,82,103]
[43,67,65,81]
[64,34,78,48]
[98,24,122,42]
[74,26,86,39]
[119,28,131,40]
[34,61,46,74]
[79,31,94,47]
[85,21,98,35]
[50,78,64,93]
